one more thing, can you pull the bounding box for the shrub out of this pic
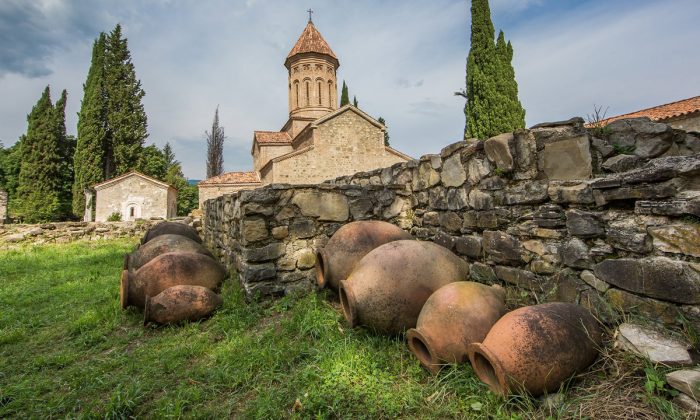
[107,212,122,222]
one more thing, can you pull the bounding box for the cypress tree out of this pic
[206,107,225,178]
[340,80,349,106]
[54,89,75,217]
[353,96,358,107]
[73,34,108,215]
[377,117,390,146]
[460,0,525,139]
[104,24,147,177]
[15,87,64,222]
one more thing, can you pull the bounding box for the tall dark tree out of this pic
[353,95,358,107]
[14,87,64,222]
[163,142,177,168]
[458,0,525,139]
[340,80,350,106]
[104,24,147,176]
[495,31,525,131]
[73,33,108,215]
[206,107,225,178]
[54,89,75,216]
[0,140,21,198]
[377,117,390,146]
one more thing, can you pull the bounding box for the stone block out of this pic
[289,219,315,239]
[500,181,549,205]
[483,230,524,265]
[412,162,441,191]
[635,199,700,217]
[580,270,610,293]
[466,158,492,185]
[349,198,374,220]
[295,248,316,269]
[446,186,470,210]
[616,323,692,365]
[553,269,590,303]
[566,209,604,238]
[271,226,289,240]
[241,242,285,263]
[383,196,410,219]
[484,133,515,171]
[649,224,700,257]
[561,238,592,269]
[428,187,448,210]
[494,265,540,289]
[595,257,700,304]
[607,118,675,159]
[602,154,643,173]
[548,182,595,204]
[439,212,462,232]
[291,191,349,222]
[240,262,277,283]
[455,235,482,258]
[469,262,497,284]
[441,154,467,187]
[606,219,652,253]
[468,189,493,210]
[423,211,440,226]
[541,135,592,180]
[605,288,678,325]
[433,232,456,251]
[666,369,700,401]
[241,218,268,244]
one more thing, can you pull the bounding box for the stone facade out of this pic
[203,117,700,332]
[94,171,177,222]
[666,112,700,133]
[0,189,7,224]
[198,20,412,204]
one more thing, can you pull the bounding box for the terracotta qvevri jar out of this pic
[406,281,506,374]
[144,285,223,325]
[126,234,214,271]
[120,251,226,310]
[339,240,469,335]
[467,302,603,397]
[141,221,201,245]
[315,220,412,291]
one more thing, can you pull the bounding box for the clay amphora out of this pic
[144,285,223,325]
[316,220,412,291]
[126,234,214,271]
[120,251,226,310]
[467,302,602,397]
[406,281,506,374]
[339,240,469,335]
[141,221,201,244]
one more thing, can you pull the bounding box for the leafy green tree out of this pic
[340,80,349,106]
[163,142,177,168]
[0,141,22,199]
[377,117,390,146]
[73,33,108,215]
[138,144,167,180]
[458,0,525,139]
[14,87,64,222]
[104,24,147,176]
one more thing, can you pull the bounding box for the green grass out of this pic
[0,239,684,418]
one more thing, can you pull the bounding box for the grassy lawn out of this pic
[0,239,684,419]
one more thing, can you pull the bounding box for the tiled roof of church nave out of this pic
[253,131,293,144]
[286,21,337,60]
[596,95,700,126]
[198,171,261,185]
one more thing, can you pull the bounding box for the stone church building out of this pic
[199,19,412,206]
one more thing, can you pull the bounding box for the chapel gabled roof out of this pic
[592,95,700,127]
[285,21,338,66]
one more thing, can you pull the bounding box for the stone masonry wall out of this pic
[203,117,700,331]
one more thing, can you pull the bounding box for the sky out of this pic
[1,0,699,180]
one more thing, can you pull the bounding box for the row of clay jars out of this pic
[339,240,469,335]
[406,281,507,375]
[141,221,202,245]
[467,302,603,397]
[144,285,223,325]
[315,220,412,292]
[125,233,214,271]
[120,252,226,311]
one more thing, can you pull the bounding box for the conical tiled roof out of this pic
[286,21,338,63]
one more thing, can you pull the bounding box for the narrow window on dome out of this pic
[318,82,322,105]
[295,82,299,108]
[328,82,333,107]
[305,81,310,106]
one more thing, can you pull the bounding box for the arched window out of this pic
[294,81,299,108]
[328,81,333,107]
[305,81,310,106]
[318,81,322,105]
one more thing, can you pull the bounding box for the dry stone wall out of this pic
[0,190,7,224]
[203,117,700,331]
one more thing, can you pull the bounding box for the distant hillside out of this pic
[188,179,201,186]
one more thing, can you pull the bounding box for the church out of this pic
[198,17,412,206]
